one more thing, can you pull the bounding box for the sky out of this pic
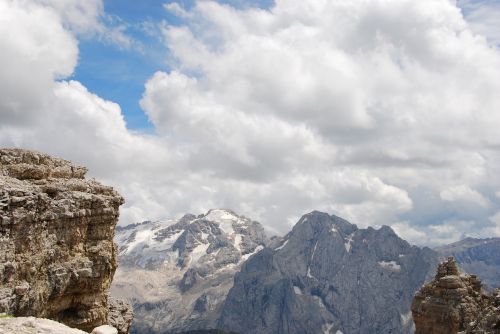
[1,0,500,246]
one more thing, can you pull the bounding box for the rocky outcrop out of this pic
[0,149,125,332]
[108,298,133,334]
[219,211,438,334]
[412,257,500,334]
[436,237,500,290]
[111,209,268,334]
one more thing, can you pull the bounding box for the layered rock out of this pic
[111,209,268,333]
[0,149,126,332]
[219,211,438,334]
[412,257,500,334]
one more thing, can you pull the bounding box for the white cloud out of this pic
[31,0,137,49]
[2,0,500,244]
[391,221,427,245]
[459,0,500,46]
[440,185,491,207]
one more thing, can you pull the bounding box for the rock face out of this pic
[108,298,134,334]
[435,237,500,290]
[111,209,268,334]
[0,149,125,332]
[412,257,500,334]
[219,211,438,334]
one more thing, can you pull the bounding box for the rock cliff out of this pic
[0,149,130,332]
[412,257,500,334]
[219,211,438,334]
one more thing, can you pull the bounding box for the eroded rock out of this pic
[0,149,124,332]
[108,298,133,334]
[412,257,500,334]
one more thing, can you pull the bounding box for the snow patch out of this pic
[313,295,326,308]
[240,245,264,262]
[204,209,239,235]
[293,286,303,295]
[400,310,412,326]
[307,241,318,279]
[190,243,209,264]
[275,239,289,251]
[344,232,355,252]
[322,323,334,334]
[378,260,401,271]
[330,225,338,233]
[234,234,242,251]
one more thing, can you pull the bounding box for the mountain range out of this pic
[111,209,500,334]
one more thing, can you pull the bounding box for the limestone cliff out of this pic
[412,257,500,334]
[0,149,129,332]
[219,211,438,334]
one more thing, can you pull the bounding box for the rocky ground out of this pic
[412,257,500,334]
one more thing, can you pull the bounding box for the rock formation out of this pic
[108,298,134,334]
[219,211,438,334]
[436,237,500,290]
[0,316,89,334]
[111,209,268,334]
[0,149,131,332]
[412,257,500,334]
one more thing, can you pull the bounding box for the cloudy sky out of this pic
[1,0,500,245]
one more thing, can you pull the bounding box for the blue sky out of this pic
[72,0,275,131]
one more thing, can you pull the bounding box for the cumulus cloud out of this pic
[139,0,500,243]
[31,0,137,49]
[460,0,500,46]
[2,0,500,245]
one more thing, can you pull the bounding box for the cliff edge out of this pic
[0,149,130,332]
[412,257,500,334]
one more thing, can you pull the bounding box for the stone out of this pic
[0,149,125,332]
[412,257,500,334]
[107,298,133,334]
[0,316,88,334]
[91,324,119,334]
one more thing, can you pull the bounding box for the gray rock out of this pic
[108,298,134,334]
[219,211,438,334]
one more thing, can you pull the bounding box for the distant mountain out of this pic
[219,211,438,334]
[113,209,460,334]
[111,209,268,334]
[435,237,500,290]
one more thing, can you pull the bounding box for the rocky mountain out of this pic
[412,257,500,333]
[219,211,439,334]
[0,148,132,333]
[435,237,500,290]
[111,209,268,334]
